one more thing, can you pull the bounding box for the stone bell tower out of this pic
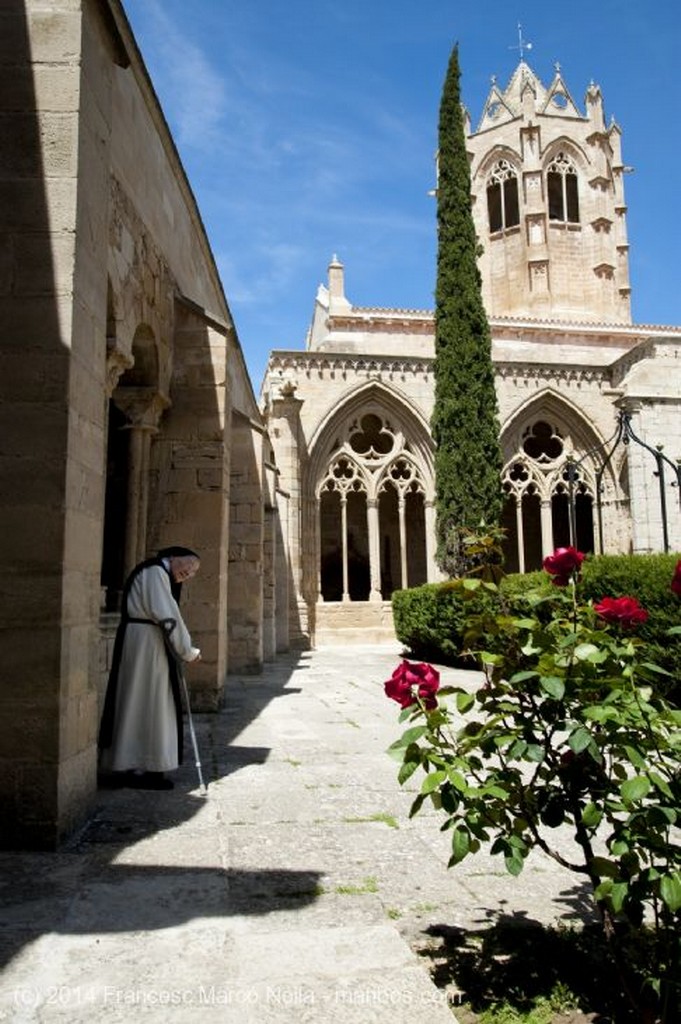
[466,60,631,323]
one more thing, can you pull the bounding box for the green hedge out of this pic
[391,580,496,667]
[392,553,681,701]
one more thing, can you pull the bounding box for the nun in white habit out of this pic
[98,546,201,790]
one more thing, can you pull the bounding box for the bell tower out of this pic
[467,60,631,323]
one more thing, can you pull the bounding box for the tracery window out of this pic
[487,159,520,233]
[501,419,595,573]
[317,412,429,601]
[547,151,580,224]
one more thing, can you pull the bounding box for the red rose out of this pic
[384,660,440,709]
[593,595,648,628]
[671,559,681,597]
[543,547,585,586]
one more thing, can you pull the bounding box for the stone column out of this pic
[398,496,407,589]
[112,389,167,578]
[541,498,554,559]
[341,495,349,601]
[267,388,307,644]
[424,500,441,582]
[515,497,526,574]
[367,498,381,601]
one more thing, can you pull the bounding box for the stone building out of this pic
[261,59,681,647]
[1,0,290,848]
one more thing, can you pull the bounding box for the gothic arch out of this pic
[541,137,591,171]
[499,390,621,571]
[308,380,434,487]
[307,382,435,604]
[473,144,523,184]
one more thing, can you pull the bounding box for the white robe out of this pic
[99,565,200,773]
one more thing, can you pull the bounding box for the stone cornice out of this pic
[495,361,610,385]
[321,305,681,343]
[266,350,614,388]
[268,351,433,379]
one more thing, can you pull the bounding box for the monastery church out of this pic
[2,0,679,848]
[262,56,681,646]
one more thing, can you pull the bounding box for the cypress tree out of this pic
[432,45,503,575]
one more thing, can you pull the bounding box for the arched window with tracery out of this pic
[317,411,430,601]
[487,159,520,233]
[547,151,580,224]
[501,419,595,573]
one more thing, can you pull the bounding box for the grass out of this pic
[334,876,379,895]
[343,812,399,829]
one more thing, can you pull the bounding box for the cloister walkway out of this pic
[0,645,592,1023]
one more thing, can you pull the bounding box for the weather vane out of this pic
[510,22,533,61]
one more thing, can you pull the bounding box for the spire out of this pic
[327,255,351,312]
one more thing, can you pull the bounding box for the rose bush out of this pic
[386,538,681,1021]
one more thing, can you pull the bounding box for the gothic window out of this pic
[547,151,580,223]
[501,419,595,573]
[317,411,429,601]
[486,159,520,233]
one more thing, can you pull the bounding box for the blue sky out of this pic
[122,0,681,389]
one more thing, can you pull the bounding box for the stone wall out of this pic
[0,0,276,847]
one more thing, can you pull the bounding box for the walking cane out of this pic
[179,664,208,794]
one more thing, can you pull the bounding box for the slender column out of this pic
[367,498,381,601]
[316,497,323,599]
[123,423,156,577]
[398,496,407,589]
[541,498,554,558]
[341,496,349,601]
[516,496,525,574]
[113,389,167,579]
[591,498,599,555]
[424,500,438,582]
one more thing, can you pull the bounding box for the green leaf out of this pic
[462,578,482,590]
[660,873,681,912]
[421,770,447,794]
[483,783,509,799]
[509,670,539,684]
[387,725,428,751]
[568,727,592,753]
[620,776,651,803]
[574,643,599,661]
[456,691,475,714]
[505,852,525,877]
[448,769,468,792]
[539,676,565,699]
[648,772,673,799]
[450,826,470,864]
[591,856,619,879]
[623,745,646,769]
[640,661,672,676]
[610,882,629,913]
[581,802,602,828]
[397,759,420,785]
[409,793,426,818]
[525,745,544,763]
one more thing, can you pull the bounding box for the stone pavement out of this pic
[0,645,596,1023]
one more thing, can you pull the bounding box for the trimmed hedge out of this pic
[392,553,681,701]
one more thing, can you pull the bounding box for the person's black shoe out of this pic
[97,771,132,789]
[129,772,174,790]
